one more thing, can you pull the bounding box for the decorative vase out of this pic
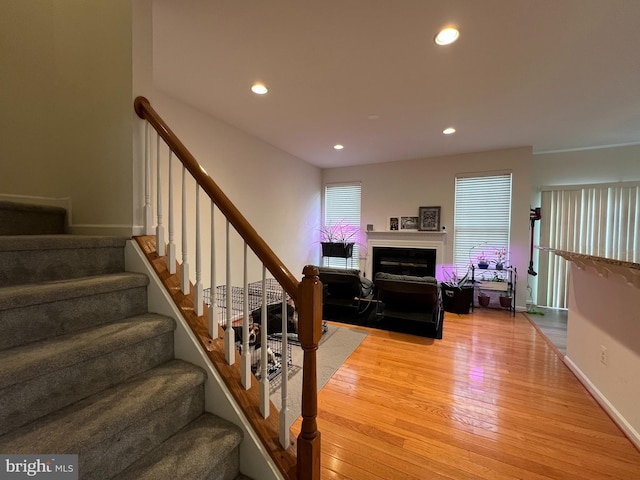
[478,295,490,307]
[478,262,489,269]
[495,262,504,270]
[499,296,512,309]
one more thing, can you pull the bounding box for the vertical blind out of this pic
[454,173,512,272]
[323,183,362,268]
[539,182,640,308]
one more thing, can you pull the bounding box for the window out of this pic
[539,182,639,308]
[323,183,362,268]
[454,173,512,271]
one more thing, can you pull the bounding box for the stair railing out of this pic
[134,96,321,480]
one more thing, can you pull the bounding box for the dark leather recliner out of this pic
[317,267,374,314]
[374,272,444,339]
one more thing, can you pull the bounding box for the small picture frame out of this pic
[418,206,441,231]
[389,217,399,231]
[400,216,419,230]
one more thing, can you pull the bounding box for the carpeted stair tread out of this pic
[0,235,128,286]
[0,223,246,478]
[0,200,66,214]
[0,273,150,351]
[114,413,243,480]
[0,314,175,388]
[0,201,66,235]
[0,360,207,476]
[0,272,149,311]
[0,234,127,251]
[0,314,176,436]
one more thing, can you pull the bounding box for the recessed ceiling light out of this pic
[333,144,344,150]
[443,127,456,135]
[251,83,268,95]
[435,27,459,46]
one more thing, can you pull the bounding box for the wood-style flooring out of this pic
[291,309,640,479]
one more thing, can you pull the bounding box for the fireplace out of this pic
[365,231,444,279]
[372,247,436,278]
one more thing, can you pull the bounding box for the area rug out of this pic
[269,323,367,427]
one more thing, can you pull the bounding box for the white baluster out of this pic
[180,166,190,294]
[241,243,251,389]
[259,266,270,418]
[143,122,153,234]
[156,135,165,256]
[279,289,289,447]
[224,221,235,364]
[208,203,216,336]
[167,152,176,274]
[194,185,203,316]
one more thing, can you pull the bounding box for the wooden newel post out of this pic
[296,265,323,480]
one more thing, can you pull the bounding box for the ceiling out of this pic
[152,0,640,168]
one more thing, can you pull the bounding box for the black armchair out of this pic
[317,267,374,314]
[374,272,444,339]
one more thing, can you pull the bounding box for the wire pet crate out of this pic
[203,278,292,380]
[204,278,287,326]
[238,336,293,381]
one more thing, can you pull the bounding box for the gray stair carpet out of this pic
[0,201,249,479]
[0,200,66,235]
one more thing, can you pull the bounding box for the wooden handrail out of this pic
[134,96,299,299]
[135,96,321,479]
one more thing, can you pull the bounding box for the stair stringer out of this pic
[124,240,284,480]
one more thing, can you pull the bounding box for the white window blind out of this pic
[539,182,640,308]
[323,183,361,269]
[454,174,512,271]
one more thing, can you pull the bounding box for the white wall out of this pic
[1,0,136,234]
[565,263,640,447]
[152,92,321,285]
[532,144,640,189]
[132,0,154,234]
[322,146,533,309]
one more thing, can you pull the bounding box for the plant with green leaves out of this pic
[442,265,471,288]
[319,221,360,245]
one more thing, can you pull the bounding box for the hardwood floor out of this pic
[291,310,640,479]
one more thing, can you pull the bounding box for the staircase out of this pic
[0,202,250,479]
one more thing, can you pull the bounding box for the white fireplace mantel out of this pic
[365,231,446,278]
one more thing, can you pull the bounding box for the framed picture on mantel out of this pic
[400,216,419,230]
[418,206,441,231]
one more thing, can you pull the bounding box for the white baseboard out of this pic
[564,356,640,451]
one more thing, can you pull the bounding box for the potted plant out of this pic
[478,291,490,307]
[319,221,359,258]
[499,292,512,309]
[476,253,489,269]
[478,272,508,292]
[493,247,508,270]
[440,266,474,314]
